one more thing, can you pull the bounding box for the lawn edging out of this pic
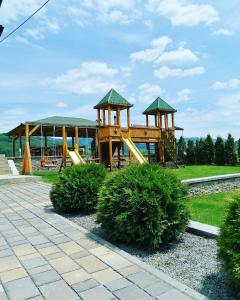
[188,220,219,238]
[182,173,240,186]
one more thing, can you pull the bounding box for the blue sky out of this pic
[0,0,240,138]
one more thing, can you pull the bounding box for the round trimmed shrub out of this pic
[218,193,240,293]
[50,163,107,213]
[97,164,189,250]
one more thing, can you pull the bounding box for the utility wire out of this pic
[0,0,51,43]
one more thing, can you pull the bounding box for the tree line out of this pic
[178,134,240,166]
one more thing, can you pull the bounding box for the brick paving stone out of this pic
[114,285,154,300]
[79,285,114,300]
[100,253,132,270]
[21,257,47,269]
[72,279,99,294]
[39,280,79,300]
[13,244,36,257]
[4,277,40,300]
[49,255,79,274]
[62,268,92,285]
[89,246,111,257]
[31,269,61,286]
[70,250,90,259]
[156,289,194,299]
[127,271,160,288]
[59,241,83,255]
[0,284,8,300]
[0,255,21,272]
[28,264,52,275]
[44,251,66,261]
[144,281,174,297]
[0,248,13,258]
[38,245,60,256]
[0,267,28,283]
[105,278,132,292]
[77,255,108,273]
[92,268,122,285]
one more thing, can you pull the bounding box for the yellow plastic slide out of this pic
[67,144,86,165]
[121,136,147,164]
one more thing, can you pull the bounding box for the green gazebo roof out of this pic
[94,89,133,109]
[143,97,177,115]
[30,116,97,127]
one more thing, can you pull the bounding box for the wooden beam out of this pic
[75,127,79,152]
[157,111,161,128]
[165,112,168,138]
[127,107,130,128]
[154,115,157,127]
[108,106,111,126]
[22,123,32,174]
[29,124,40,136]
[103,109,106,126]
[62,126,67,168]
[146,143,150,162]
[97,109,100,126]
[172,112,175,136]
[109,137,113,171]
[146,114,149,127]
[117,107,121,126]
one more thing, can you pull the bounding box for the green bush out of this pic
[50,163,107,213]
[97,164,189,250]
[218,194,240,292]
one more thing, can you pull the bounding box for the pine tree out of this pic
[204,134,214,164]
[238,139,240,163]
[177,136,186,163]
[195,140,200,164]
[225,134,237,165]
[198,138,206,164]
[186,140,195,165]
[215,137,225,165]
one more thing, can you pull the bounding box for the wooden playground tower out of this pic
[94,89,177,170]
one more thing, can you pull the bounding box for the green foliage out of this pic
[238,139,240,162]
[0,134,12,156]
[218,193,240,293]
[204,134,214,164]
[177,136,186,163]
[215,137,225,165]
[50,163,107,213]
[195,138,206,164]
[97,164,189,250]
[225,134,237,166]
[186,140,195,165]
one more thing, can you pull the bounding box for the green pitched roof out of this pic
[143,97,177,114]
[94,89,133,109]
[29,116,97,127]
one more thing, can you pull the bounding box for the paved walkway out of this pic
[0,181,206,300]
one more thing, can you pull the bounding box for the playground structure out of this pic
[7,89,183,174]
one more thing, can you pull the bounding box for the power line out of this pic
[0,0,51,43]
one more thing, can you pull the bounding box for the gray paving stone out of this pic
[21,257,47,269]
[80,285,114,300]
[106,278,132,292]
[114,285,154,300]
[4,277,40,300]
[40,280,79,300]
[28,235,50,246]
[144,281,173,297]
[0,248,13,258]
[28,264,52,275]
[31,269,61,286]
[127,271,159,288]
[156,289,193,300]
[70,250,90,259]
[72,279,99,294]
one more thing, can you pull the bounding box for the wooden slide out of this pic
[121,136,147,164]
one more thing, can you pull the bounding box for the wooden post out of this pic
[97,109,100,126]
[158,111,161,128]
[154,115,158,127]
[127,108,130,128]
[75,127,79,152]
[146,114,149,127]
[109,137,113,171]
[146,143,150,162]
[165,113,168,138]
[108,106,111,126]
[22,123,32,174]
[117,143,121,168]
[172,112,175,136]
[99,142,102,163]
[160,141,164,164]
[72,136,74,148]
[62,126,67,168]
[103,109,106,126]
[117,107,121,126]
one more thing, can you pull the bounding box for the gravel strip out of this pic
[65,212,237,300]
[187,179,240,197]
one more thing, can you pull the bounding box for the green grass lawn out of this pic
[33,171,59,184]
[173,165,240,180]
[186,190,239,227]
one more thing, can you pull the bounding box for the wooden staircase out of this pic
[0,155,12,175]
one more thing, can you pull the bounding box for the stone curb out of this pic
[0,175,42,185]
[182,173,240,186]
[55,214,208,300]
[188,221,219,238]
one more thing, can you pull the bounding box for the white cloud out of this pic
[56,102,68,108]
[154,66,205,79]
[146,0,219,27]
[212,78,240,90]
[44,61,123,95]
[213,28,233,36]
[25,28,44,40]
[175,89,192,103]
[155,47,199,65]
[130,36,172,63]
[138,83,165,103]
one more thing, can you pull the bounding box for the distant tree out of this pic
[195,138,206,164]
[195,140,200,164]
[204,134,214,164]
[215,137,225,165]
[186,140,195,165]
[225,134,237,165]
[177,136,186,163]
[238,139,240,163]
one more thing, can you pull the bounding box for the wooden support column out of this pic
[99,142,102,163]
[171,112,175,136]
[72,136,74,148]
[127,107,130,128]
[146,114,149,127]
[117,107,121,126]
[75,127,79,152]
[108,106,111,126]
[97,109,101,126]
[146,143,150,162]
[160,141,165,164]
[103,109,106,126]
[44,136,48,149]
[157,111,161,128]
[154,115,158,127]
[117,143,121,168]
[22,123,32,175]
[165,112,169,137]
[109,137,113,171]
[62,126,67,168]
